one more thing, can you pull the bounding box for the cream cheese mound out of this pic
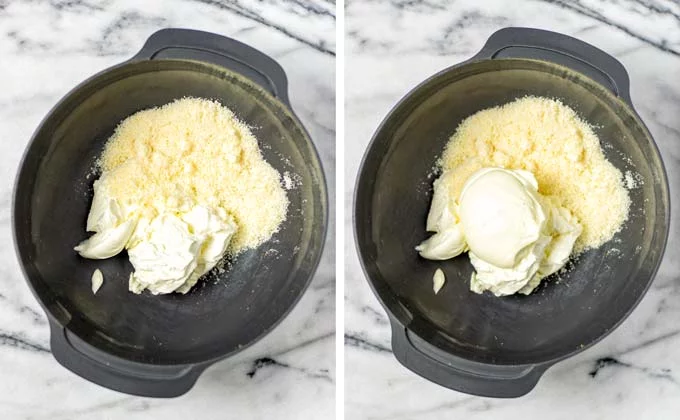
[76,177,236,295]
[417,168,582,296]
[127,206,236,295]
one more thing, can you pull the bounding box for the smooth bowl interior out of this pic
[15,60,326,365]
[355,59,669,365]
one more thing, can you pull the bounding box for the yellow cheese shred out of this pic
[440,96,630,252]
[98,97,288,253]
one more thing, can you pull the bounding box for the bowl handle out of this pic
[131,28,291,107]
[390,319,549,397]
[49,319,208,397]
[472,27,632,106]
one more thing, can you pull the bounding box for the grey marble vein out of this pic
[537,0,680,57]
[0,331,49,353]
[247,356,333,382]
[187,0,336,55]
[345,333,392,353]
[30,397,137,420]
[366,397,478,420]
[589,356,679,386]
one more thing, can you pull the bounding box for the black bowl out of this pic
[14,29,327,397]
[355,28,669,397]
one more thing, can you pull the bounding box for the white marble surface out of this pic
[345,0,680,418]
[0,0,334,418]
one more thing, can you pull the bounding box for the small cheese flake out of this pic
[441,96,630,252]
[98,98,288,253]
[433,268,446,294]
[91,269,104,294]
[283,172,294,190]
[624,170,643,189]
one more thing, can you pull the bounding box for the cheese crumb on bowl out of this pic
[432,268,446,294]
[75,97,288,295]
[418,96,630,296]
[91,269,104,294]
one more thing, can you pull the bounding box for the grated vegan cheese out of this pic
[98,97,288,253]
[440,96,630,252]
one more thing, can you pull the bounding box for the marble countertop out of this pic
[345,0,680,418]
[0,0,335,418]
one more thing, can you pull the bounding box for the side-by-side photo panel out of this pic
[347,0,677,418]
[2,1,335,418]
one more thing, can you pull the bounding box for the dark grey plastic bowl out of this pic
[14,29,327,397]
[355,27,669,397]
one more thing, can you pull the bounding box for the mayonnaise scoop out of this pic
[417,167,582,296]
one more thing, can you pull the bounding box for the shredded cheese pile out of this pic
[98,97,288,253]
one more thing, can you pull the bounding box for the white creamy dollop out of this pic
[417,167,582,296]
[75,176,236,295]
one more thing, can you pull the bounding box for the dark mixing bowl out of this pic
[14,29,327,397]
[355,27,669,397]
